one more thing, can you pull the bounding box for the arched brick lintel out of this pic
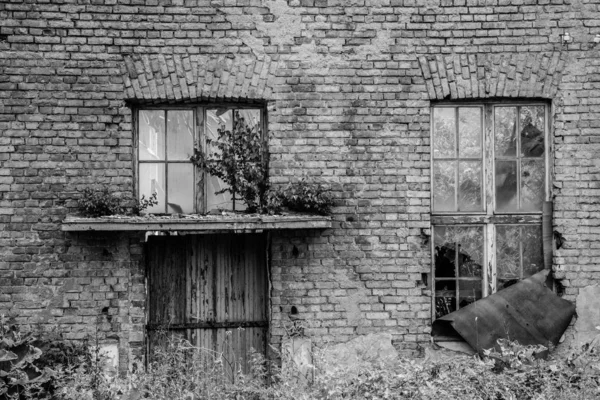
[417,52,567,101]
[121,54,279,104]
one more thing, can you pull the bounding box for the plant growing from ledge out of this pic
[191,114,333,215]
[77,188,158,217]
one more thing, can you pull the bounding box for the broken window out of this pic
[431,103,549,320]
[137,106,264,214]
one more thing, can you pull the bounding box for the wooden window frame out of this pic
[134,103,268,215]
[430,100,551,321]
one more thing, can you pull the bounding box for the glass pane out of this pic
[139,163,165,214]
[520,106,545,157]
[495,160,518,212]
[496,225,521,280]
[433,160,456,212]
[458,280,482,309]
[433,107,456,158]
[522,225,543,277]
[458,161,482,212]
[139,110,165,161]
[434,226,484,278]
[206,109,233,156]
[206,174,233,212]
[236,109,261,132]
[167,110,194,160]
[435,296,456,319]
[458,107,482,158]
[521,159,544,211]
[494,107,517,157]
[167,163,194,214]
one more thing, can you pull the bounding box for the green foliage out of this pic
[191,113,333,215]
[275,180,334,216]
[77,188,158,217]
[52,333,600,400]
[78,188,124,218]
[191,110,268,213]
[131,192,158,216]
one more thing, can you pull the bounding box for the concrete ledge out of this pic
[61,213,332,232]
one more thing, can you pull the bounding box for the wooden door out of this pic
[146,233,268,377]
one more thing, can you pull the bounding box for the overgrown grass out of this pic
[51,334,600,400]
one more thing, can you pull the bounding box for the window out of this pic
[431,102,549,320]
[137,106,264,214]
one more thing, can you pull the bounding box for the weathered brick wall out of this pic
[1,0,599,368]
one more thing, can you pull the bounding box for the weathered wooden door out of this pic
[146,233,268,375]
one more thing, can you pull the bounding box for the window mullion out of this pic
[164,110,169,214]
[484,105,495,296]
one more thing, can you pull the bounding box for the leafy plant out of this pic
[77,188,124,218]
[275,180,334,216]
[131,192,158,216]
[77,188,159,217]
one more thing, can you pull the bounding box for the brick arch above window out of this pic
[121,54,280,103]
[417,52,567,101]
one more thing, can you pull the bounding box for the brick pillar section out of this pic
[0,0,599,372]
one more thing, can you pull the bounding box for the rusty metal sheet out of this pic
[432,270,575,354]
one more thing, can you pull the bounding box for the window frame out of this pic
[133,103,268,215]
[430,100,552,321]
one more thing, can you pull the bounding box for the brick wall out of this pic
[1,0,599,368]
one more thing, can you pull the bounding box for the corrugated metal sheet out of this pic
[432,270,575,354]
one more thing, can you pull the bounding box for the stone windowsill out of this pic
[61,212,333,232]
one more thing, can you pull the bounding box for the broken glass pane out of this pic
[496,225,521,280]
[522,225,543,277]
[520,106,545,157]
[435,296,456,319]
[494,107,517,157]
[458,107,482,158]
[495,160,518,212]
[206,173,233,212]
[167,110,194,160]
[167,163,194,214]
[139,110,165,161]
[433,107,456,159]
[458,161,482,212]
[139,163,165,214]
[521,159,544,211]
[433,160,456,212]
[237,109,261,133]
[458,280,482,309]
[434,226,484,278]
[206,109,233,156]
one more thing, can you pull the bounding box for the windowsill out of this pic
[61,212,333,232]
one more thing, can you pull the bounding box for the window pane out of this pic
[167,163,194,214]
[206,109,233,156]
[458,107,482,158]
[206,174,233,212]
[458,161,482,212]
[520,106,545,157]
[496,225,543,291]
[139,163,165,214]
[435,296,456,319]
[433,160,456,212]
[236,109,262,132]
[521,159,544,211]
[496,225,521,281]
[522,225,543,277]
[434,226,484,278]
[458,280,482,309]
[494,107,517,157]
[433,108,456,158]
[495,160,518,212]
[167,110,194,160]
[139,110,165,161]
